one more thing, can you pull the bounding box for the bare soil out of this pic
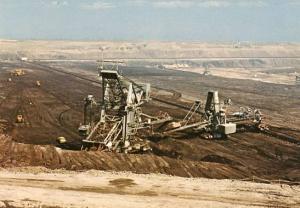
[0,168,299,208]
[0,61,299,182]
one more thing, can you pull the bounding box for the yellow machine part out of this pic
[16,115,24,123]
[13,69,25,76]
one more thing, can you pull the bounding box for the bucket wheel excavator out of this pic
[164,90,264,139]
[78,62,266,153]
[78,64,171,153]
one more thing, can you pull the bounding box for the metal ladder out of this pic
[183,100,202,125]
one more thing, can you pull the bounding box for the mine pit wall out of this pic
[0,133,299,182]
[0,135,247,179]
[1,40,300,60]
[128,58,300,69]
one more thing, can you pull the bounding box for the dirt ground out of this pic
[0,167,299,208]
[0,60,299,183]
[170,66,299,85]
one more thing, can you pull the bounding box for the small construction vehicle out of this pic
[16,114,24,123]
[12,69,25,76]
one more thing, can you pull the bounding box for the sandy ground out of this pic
[1,40,300,60]
[0,167,299,208]
[171,67,297,85]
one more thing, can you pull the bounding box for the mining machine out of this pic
[79,63,171,153]
[78,61,265,152]
[164,90,264,139]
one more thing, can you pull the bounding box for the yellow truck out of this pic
[12,69,25,76]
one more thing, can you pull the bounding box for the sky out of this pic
[0,0,299,42]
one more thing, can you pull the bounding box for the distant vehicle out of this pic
[21,57,28,62]
[57,136,67,144]
[12,69,25,76]
[16,114,24,123]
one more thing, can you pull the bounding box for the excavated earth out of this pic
[0,61,299,181]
